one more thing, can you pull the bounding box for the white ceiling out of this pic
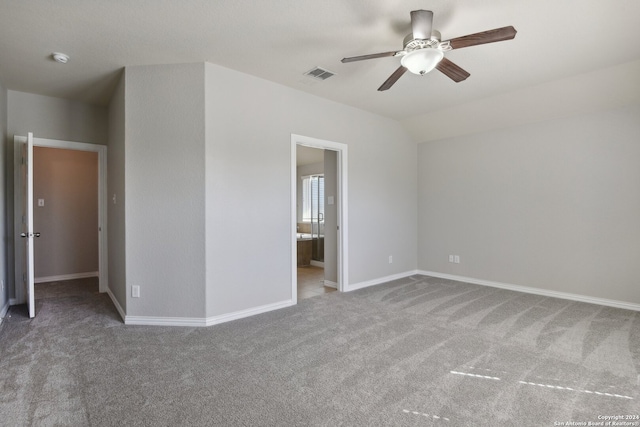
[2,0,640,125]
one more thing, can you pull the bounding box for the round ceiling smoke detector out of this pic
[52,52,70,64]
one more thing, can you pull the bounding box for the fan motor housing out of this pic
[403,30,441,51]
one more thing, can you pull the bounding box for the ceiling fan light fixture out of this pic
[400,48,443,75]
[341,8,517,91]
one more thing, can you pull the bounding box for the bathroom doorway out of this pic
[296,147,331,299]
[291,134,348,301]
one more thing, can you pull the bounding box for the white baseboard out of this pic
[106,288,126,322]
[418,270,640,312]
[345,270,419,292]
[9,298,19,306]
[126,315,208,327]
[310,260,324,268]
[122,299,296,327]
[324,280,338,289]
[35,271,99,284]
[205,299,296,326]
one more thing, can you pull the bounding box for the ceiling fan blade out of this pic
[341,51,398,63]
[410,10,434,40]
[446,26,517,50]
[436,58,470,82]
[378,66,408,91]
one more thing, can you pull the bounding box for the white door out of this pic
[19,132,37,318]
[14,135,108,304]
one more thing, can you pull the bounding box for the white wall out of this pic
[204,62,417,316]
[0,81,8,316]
[125,63,206,318]
[107,73,127,312]
[417,103,640,305]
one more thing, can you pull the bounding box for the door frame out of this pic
[291,134,348,301]
[13,135,108,301]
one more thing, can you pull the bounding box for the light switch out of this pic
[328,196,334,205]
[38,199,45,207]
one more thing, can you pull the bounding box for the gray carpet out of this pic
[1,276,638,426]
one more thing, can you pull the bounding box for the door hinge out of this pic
[23,272,26,282]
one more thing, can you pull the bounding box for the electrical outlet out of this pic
[132,285,140,298]
[448,255,454,263]
[388,255,393,264]
[0,280,4,292]
[454,255,460,264]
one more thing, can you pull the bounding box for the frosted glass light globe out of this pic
[401,49,444,75]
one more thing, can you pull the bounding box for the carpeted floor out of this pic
[1,275,638,426]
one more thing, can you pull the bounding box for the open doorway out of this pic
[296,146,333,299]
[33,147,100,300]
[291,134,348,302]
[13,135,107,316]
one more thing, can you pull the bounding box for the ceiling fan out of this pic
[341,10,517,91]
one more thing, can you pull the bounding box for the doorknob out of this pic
[20,232,41,238]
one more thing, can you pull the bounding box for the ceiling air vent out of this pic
[304,67,335,81]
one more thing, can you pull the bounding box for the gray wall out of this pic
[204,62,417,316]
[6,91,107,299]
[417,103,640,305]
[124,63,206,318]
[107,73,127,311]
[0,81,8,315]
[33,147,98,278]
[7,91,107,144]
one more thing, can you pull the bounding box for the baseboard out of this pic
[106,288,126,322]
[9,298,19,306]
[310,260,324,268]
[324,280,338,289]
[126,315,208,327]
[345,270,419,292]
[35,271,99,284]
[418,270,640,312]
[205,299,296,327]
[122,299,296,327]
